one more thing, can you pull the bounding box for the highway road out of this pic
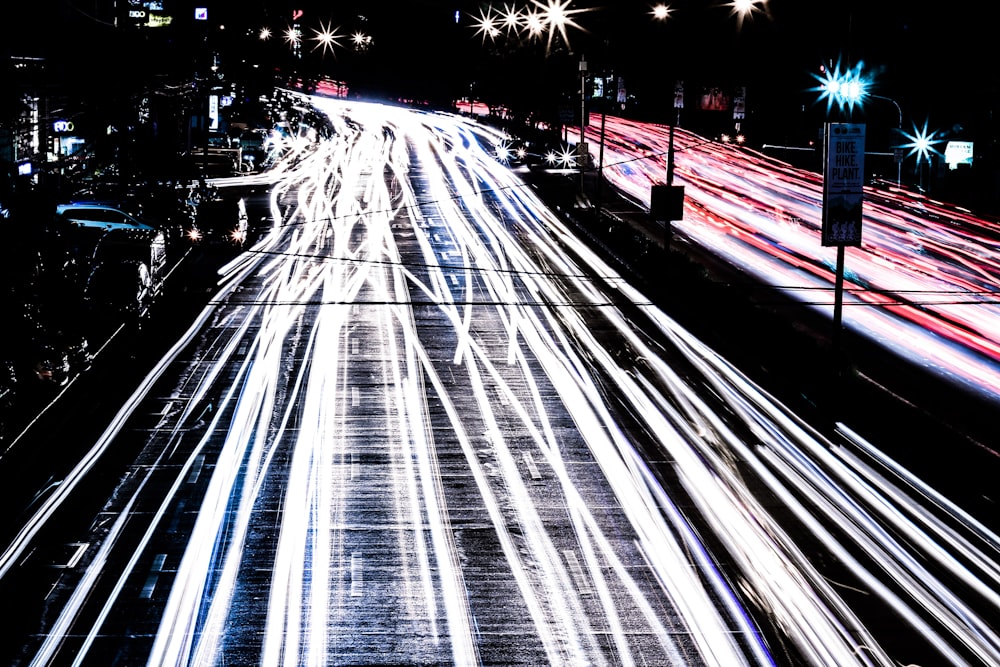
[1,97,998,666]
[588,115,1000,408]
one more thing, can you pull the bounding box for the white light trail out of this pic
[589,115,1000,405]
[5,96,998,667]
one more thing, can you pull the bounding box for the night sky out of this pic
[5,2,996,146]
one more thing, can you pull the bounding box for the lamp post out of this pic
[869,93,902,187]
[817,64,903,189]
[579,55,588,190]
[900,120,943,195]
[814,61,867,382]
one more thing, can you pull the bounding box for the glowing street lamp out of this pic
[472,8,501,43]
[523,9,545,38]
[311,21,343,57]
[499,3,523,35]
[534,0,589,55]
[899,119,944,192]
[900,119,943,164]
[811,59,867,116]
[812,60,905,186]
[726,0,768,30]
[284,25,302,58]
[471,0,590,52]
[650,4,673,22]
[351,31,372,51]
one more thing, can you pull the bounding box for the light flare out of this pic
[311,20,343,57]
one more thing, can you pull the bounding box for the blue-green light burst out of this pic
[899,119,944,165]
[811,59,868,115]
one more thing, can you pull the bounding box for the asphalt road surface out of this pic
[1,98,998,667]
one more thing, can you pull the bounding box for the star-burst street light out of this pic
[726,0,769,30]
[311,20,343,57]
[471,1,590,54]
[812,59,916,188]
[900,119,943,191]
[536,0,589,54]
[284,25,302,58]
[473,7,501,43]
[499,2,523,35]
[523,8,545,39]
[351,31,372,51]
[811,58,867,116]
[900,119,943,164]
[650,4,673,22]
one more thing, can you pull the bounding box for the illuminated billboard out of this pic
[944,141,973,169]
[822,123,866,247]
[121,0,172,27]
[699,86,729,111]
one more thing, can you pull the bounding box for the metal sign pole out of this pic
[822,122,866,378]
[832,244,846,373]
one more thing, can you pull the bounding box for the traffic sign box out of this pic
[822,123,865,246]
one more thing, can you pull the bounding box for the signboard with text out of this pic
[208,94,219,131]
[944,140,974,169]
[822,122,865,246]
[732,86,746,120]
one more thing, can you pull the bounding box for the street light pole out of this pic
[870,93,902,187]
[579,56,588,191]
[596,88,607,215]
[666,124,675,186]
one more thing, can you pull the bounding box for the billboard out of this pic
[121,0,170,27]
[944,141,973,169]
[822,123,865,246]
[732,86,746,120]
[698,86,729,111]
[209,94,220,131]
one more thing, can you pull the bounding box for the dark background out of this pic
[4,2,998,192]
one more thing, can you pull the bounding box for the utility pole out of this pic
[579,56,587,191]
[666,124,675,186]
[596,89,607,215]
[870,94,903,187]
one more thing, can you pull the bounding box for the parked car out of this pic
[0,359,16,442]
[53,203,168,318]
[1,214,89,396]
[65,186,198,250]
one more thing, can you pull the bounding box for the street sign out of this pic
[650,184,684,222]
[208,94,220,131]
[822,123,865,246]
[732,86,746,120]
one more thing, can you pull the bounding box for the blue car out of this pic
[54,204,168,318]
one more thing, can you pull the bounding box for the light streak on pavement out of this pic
[588,115,1000,404]
[0,98,997,666]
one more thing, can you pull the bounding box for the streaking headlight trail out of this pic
[588,115,1000,404]
[0,96,997,667]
